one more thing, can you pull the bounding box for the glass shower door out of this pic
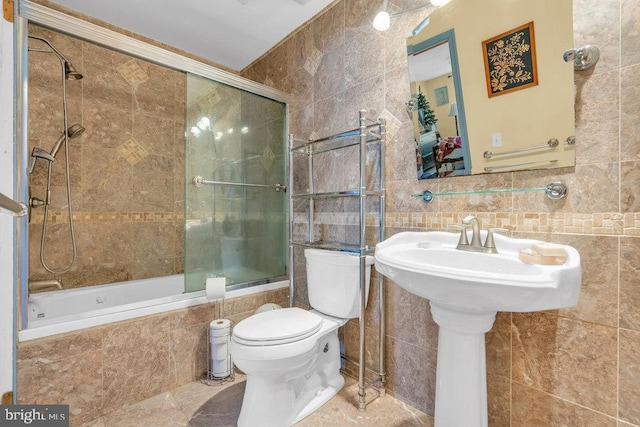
[184,74,287,292]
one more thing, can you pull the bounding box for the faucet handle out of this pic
[484,228,509,253]
[462,215,479,226]
[449,224,469,247]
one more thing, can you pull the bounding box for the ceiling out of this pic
[50,0,336,71]
[408,42,451,83]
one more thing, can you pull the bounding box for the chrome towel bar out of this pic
[484,159,558,172]
[483,138,559,159]
[192,176,286,192]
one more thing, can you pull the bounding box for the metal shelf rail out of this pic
[288,110,386,410]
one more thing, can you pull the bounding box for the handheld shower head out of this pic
[67,124,85,139]
[49,124,86,159]
[27,124,85,174]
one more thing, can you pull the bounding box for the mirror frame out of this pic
[408,29,472,177]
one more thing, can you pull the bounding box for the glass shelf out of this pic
[290,125,382,155]
[291,190,383,200]
[411,181,568,203]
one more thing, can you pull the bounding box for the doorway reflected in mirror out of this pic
[409,32,470,180]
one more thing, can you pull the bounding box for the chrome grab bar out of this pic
[483,138,559,159]
[192,176,286,192]
[0,192,28,217]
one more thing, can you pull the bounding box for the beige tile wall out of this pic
[28,26,185,288]
[17,287,289,426]
[243,0,640,424]
[22,12,291,427]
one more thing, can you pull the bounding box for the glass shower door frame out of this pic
[16,0,291,329]
[185,73,289,293]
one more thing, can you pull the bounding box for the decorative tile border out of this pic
[384,212,635,236]
[624,213,640,236]
[30,211,184,224]
[32,211,640,235]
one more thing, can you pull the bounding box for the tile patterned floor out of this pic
[82,375,433,426]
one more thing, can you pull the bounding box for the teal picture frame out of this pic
[434,86,449,106]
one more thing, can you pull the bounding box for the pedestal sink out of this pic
[374,230,581,427]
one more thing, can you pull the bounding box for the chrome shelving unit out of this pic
[288,110,386,411]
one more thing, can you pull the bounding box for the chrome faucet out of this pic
[453,215,508,254]
[463,216,482,248]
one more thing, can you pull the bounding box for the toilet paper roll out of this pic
[212,338,230,360]
[209,319,231,337]
[209,318,232,378]
[205,277,226,300]
[212,355,232,378]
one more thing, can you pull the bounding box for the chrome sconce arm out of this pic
[563,45,600,70]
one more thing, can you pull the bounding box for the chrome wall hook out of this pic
[405,98,417,119]
[563,45,600,70]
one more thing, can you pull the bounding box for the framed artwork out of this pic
[434,86,449,106]
[482,21,538,98]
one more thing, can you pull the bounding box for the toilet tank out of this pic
[304,249,374,319]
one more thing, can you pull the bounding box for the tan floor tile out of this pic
[79,418,106,427]
[101,375,431,427]
[102,391,188,427]
[171,375,245,420]
[299,378,433,426]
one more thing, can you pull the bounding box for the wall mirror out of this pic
[408,0,575,180]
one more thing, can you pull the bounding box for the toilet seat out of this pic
[233,307,323,346]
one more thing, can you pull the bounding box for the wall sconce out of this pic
[563,45,600,70]
[373,0,452,32]
[405,98,417,118]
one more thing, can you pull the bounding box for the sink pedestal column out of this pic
[429,301,497,427]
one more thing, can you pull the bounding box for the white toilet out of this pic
[230,248,374,427]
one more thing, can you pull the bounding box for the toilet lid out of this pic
[233,307,323,346]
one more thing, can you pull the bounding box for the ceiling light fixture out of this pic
[373,0,452,32]
[372,0,392,31]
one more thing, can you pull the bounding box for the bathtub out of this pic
[19,274,288,341]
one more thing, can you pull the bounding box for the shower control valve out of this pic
[29,197,46,209]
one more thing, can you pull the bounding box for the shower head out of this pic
[49,124,86,159]
[64,62,83,80]
[28,35,83,80]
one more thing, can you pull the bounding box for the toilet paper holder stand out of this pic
[202,319,235,385]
